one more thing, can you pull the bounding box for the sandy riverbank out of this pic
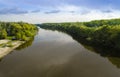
[0,40,24,58]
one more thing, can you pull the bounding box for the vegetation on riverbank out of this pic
[0,22,38,41]
[39,19,120,50]
[0,21,38,58]
[0,40,24,58]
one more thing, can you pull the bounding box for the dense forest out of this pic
[39,19,120,50]
[0,22,38,41]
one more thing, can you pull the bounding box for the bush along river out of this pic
[0,22,38,58]
[0,28,120,77]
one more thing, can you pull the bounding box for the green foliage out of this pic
[84,19,120,27]
[22,35,28,41]
[16,37,34,50]
[0,22,38,41]
[0,41,14,48]
[40,18,120,50]
[0,29,7,39]
[15,33,22,40]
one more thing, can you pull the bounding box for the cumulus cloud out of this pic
[0,4,120,24]
[0,0,120,23]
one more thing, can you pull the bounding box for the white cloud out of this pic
[0,4,120,23]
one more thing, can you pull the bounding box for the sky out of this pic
[0,0,120,23]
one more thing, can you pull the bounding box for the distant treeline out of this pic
[0,22,38,41]
[39,19,120,50]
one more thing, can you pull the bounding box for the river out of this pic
[0,28,120,77]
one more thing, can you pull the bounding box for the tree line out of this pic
[39,19,120,50]
[0,22,38,41]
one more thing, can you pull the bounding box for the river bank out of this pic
[39,19,120,50]
[0,40,24,58]
[0,28,119,77]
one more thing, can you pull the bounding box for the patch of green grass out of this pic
[0,43,6,48]
[6,36,13,40]
[6,41,14,47]
[0,41,14,48]
[7,44,14,47]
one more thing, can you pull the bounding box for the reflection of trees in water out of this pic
[108,57,120,68]
[0,58,3,62]
[0,37,35,62]
[48,28,120,57]
[73,35,120,57]
[16,37,34,50]
[71,33,120,69]
[42,28,120,69]
[82,43,120,69]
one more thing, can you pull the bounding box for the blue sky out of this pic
[0,0,120,23]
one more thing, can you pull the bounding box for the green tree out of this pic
[0,29,7,39]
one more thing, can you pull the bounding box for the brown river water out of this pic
[0,28,120,77]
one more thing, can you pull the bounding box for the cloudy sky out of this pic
[0,0,120,23]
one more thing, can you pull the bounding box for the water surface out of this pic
[0,29,120,77]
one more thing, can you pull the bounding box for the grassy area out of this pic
[0,41,14,48]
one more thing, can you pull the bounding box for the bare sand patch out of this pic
[0,40,24,58]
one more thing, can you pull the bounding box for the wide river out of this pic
[0,28,120,77]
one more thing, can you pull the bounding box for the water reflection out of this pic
[0,28,120,77]
[83,44,120,69]
[70,33,120,68]
[108,57,120,68]
[75,39,120,57]
[0,36,35,62]
[16,37,35,50]
[43,28,120,69]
